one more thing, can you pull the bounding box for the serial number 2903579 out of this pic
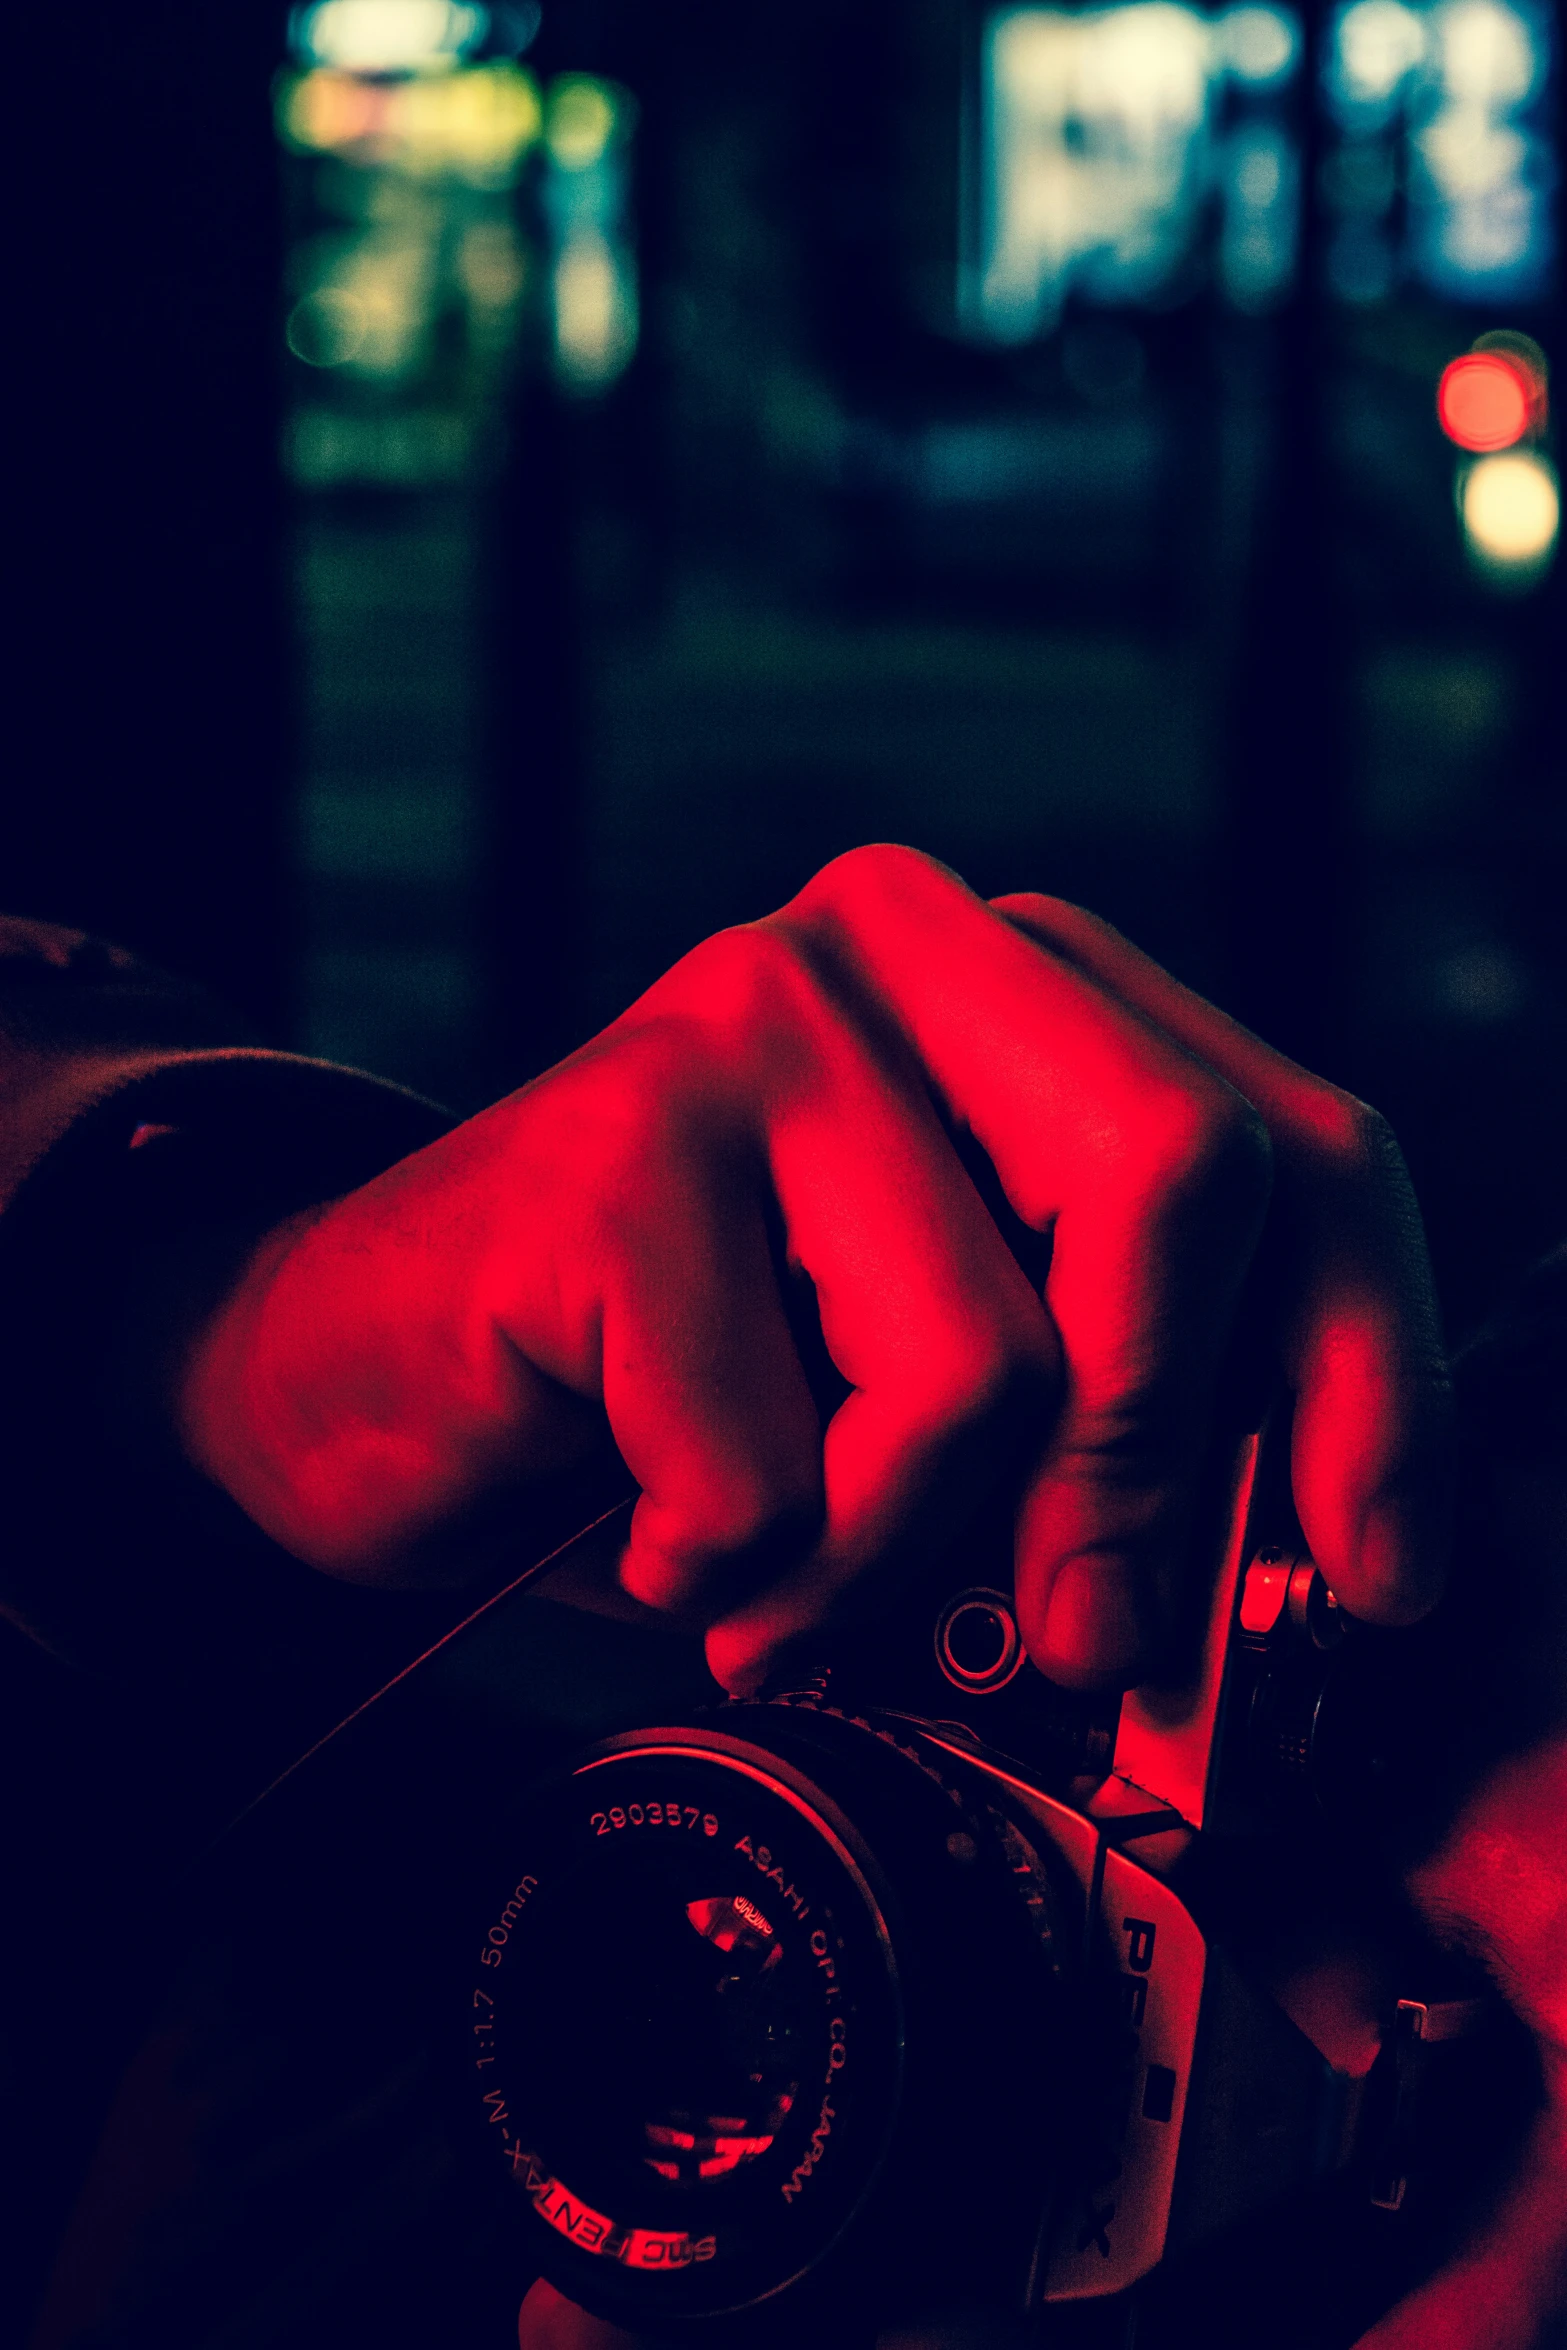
[590,1802,719,1838]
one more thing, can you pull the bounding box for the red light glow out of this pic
[1438,352,1536,452]
[643,2107,788,2180]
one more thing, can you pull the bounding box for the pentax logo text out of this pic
[512,2149,717,2269]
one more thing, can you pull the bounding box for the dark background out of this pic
[5,0,1563,1344]
[0,10,1561,2340]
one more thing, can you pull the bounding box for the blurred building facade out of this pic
[4,0,1562,1331]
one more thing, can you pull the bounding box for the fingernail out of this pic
[1037,1554,1151,1689]
[704,1623,768,1699]
[1355,1489,1451,1625]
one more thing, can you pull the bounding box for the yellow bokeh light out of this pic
[278,61,541,182]
[544,76,619,170]
[286,286,370,366]
[553,230,637,387]
[396,61,542,179]
[1460,449,1560,572]
[281,67,383,152]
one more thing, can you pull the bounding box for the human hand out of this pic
[1352,1290,1567,2350]
[177,846,1450,1695]
[1349,1734,1567,2350]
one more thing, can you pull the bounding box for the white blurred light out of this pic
[1077,4,1210,127]
[1434,0,1538,106]
[1415,112,1526,197]
[1219,5,1299,83]
[1324,0,1552,303]
[292,0,487,73]
[1411,0,1549,296]
[1460,449,1559,570]
[1333,0,1427,109]
[553,230,638,389]
[979,5,1218,338]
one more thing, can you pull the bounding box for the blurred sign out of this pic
[966,0,1555,337]
[967,3,1302,338]
[276,30,637,493]
[1324,0,1555,306]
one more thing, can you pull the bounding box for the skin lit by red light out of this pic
[1438,353,1535,453]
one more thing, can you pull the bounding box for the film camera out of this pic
[464,1422,1487,2339]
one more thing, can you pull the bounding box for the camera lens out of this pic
[472,1708,1069,2329]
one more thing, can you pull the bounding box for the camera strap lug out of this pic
[1365,1992,1503,2211]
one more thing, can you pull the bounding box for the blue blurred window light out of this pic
[1326,0,1554,306]
[971,0,1553,337]
[970,4,1303,340]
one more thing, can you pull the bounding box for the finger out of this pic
[705,1347,1054,1695]
[991,892,1452,1625]
[584,1103,827,1618]
[1348,2110,1567,2349]
[1008,1083,1272,1685]
[518,2279,645,2350]
[636,928,1057,1693]
[762,847,1272,1688]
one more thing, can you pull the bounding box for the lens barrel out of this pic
[471,1704,1070,2333]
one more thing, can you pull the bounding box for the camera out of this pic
[464,1421,1472,2338]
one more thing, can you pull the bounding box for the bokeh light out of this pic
[1324,0,1554,305]
[286,286,370,367]
[280,60,541,182]
[1438,350,1533,448]
[544,76,620,171]
[290,0,487,74]
[973,3,1303,338]
[1329,0,1427,115]
[1219,5,1299,83]
[540,79,638,390]
[1459,449,1560,574]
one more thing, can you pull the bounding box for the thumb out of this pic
[1351,2108,1567,2350]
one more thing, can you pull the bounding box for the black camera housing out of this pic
[466,1421,1430,2332]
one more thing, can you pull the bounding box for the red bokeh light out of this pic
[1437,352,1536,452]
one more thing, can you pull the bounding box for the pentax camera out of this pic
[464,1424,1481,2340]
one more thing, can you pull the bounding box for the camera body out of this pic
[468,1426,1429,2332]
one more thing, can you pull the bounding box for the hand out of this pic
[1354,1300,1567,2350]
[1351,1735,1567,2350]
[177,846,1450,1695]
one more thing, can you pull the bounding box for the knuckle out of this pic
[1278,1070,1405,1188]
[1125,1075,1273,1213]
[1322,1094,1401,1187]
[994,888,1088,933]
[792,842,957,925]
[675,921,815,1027]
[619,927,830,1109]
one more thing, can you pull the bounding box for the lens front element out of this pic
[472,1711,1065,2328]
[474,1734,903,2320]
